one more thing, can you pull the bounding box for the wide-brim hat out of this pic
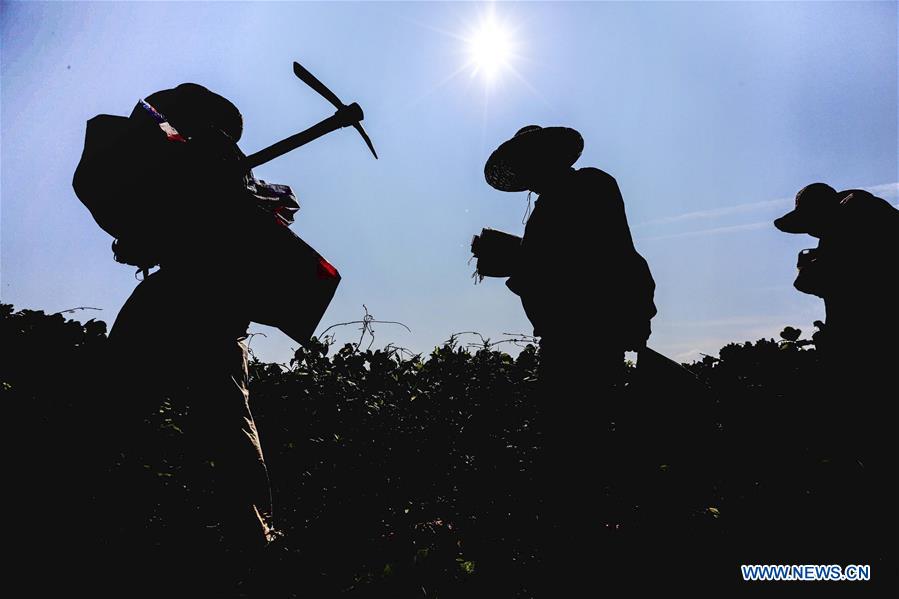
[484,125,584,192]
[774,182,838,234]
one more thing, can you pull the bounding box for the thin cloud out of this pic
[639,221,770,242]
[637,197,791,227]
[864,182,898,199]
[637,181,898,228]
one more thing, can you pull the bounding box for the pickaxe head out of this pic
[293,61,377,159]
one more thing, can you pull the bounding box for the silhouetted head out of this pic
[774,183,840,238]
[484,125,583,193]
[143,83,243,142]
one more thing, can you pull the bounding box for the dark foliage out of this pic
[3,306,894,596]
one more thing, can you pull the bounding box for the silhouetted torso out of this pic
[507,167,656,347]
[811,190,899,361]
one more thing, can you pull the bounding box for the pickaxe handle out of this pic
[242,103,364,171]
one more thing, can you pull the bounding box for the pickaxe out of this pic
[243,60,377,170]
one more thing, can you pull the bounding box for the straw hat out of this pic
[484,125,584,192]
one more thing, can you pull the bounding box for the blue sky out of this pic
[2,1,896,363]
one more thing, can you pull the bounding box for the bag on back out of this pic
[72,92,341,345]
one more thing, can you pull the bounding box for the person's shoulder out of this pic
[572,167,621,199]
[831,190,899,249]
[575,167,617,186]
[839,189,899,220]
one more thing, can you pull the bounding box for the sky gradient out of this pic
[2,1,897,363]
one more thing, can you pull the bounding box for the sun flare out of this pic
[466,15,515,82]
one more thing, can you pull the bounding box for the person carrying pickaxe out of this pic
[72,62,375,596]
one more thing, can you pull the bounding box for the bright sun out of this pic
[466,15,515,82]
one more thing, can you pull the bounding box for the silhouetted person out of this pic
[73,84,288,595]
[776,183,899,368]
[481,125,656,593]
[775,182,898,409]
[775,182,899,583]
